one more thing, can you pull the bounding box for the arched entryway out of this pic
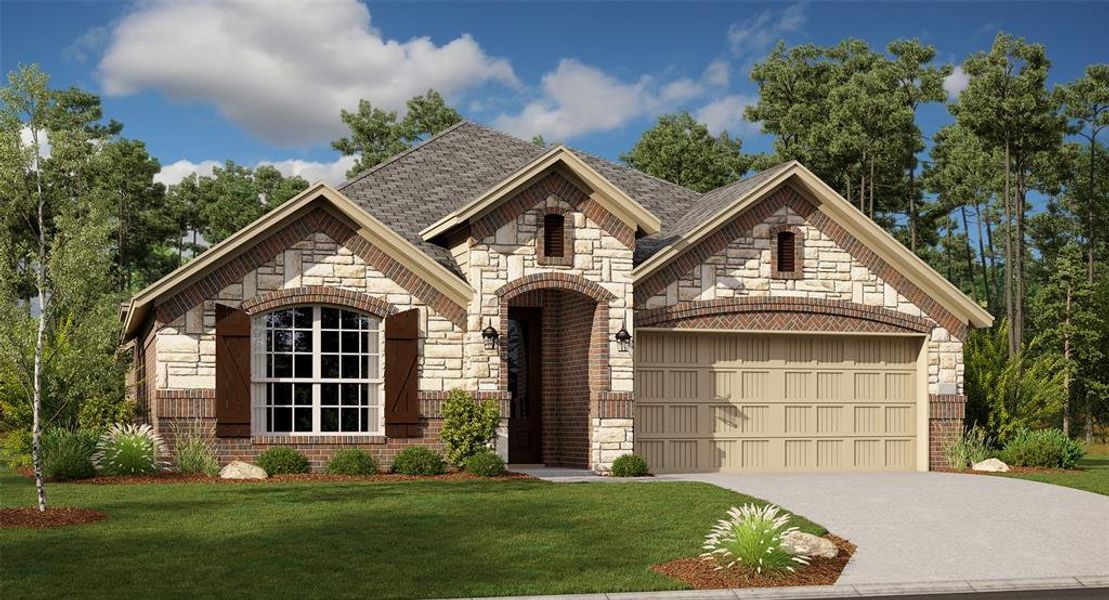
[496,274,615,467]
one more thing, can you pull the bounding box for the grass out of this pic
[999,453,1109,496]
[0,469,824,600]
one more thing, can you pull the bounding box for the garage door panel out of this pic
[635,331,921,474]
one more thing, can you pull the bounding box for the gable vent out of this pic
[544,214,565,258]
[777,231,796,272]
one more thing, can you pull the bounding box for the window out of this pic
[776,231,796,272]
[543,213,565,258]
[251,306,382,435]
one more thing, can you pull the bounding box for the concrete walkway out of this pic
[666,472,1109,585]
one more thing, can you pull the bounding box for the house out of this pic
[119,121,993,474]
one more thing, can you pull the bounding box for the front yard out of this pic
[0,470,824,599]
[999,453,1109,496]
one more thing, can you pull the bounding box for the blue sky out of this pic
[3,1,1107,186]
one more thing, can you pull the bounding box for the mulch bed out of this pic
[652,535,855,589]
[16,468,534,485]
[0,507,107,529]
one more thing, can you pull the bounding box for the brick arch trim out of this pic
[496,272,617,303]
[635,297,933,334]
[241,285,396,318]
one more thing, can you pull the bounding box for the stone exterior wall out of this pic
[637,187,968,469]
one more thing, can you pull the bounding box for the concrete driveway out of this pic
[666,471,1109,585]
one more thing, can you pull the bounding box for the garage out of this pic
[634,331,925,474]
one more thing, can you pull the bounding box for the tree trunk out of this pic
[1003,140,1017,355]
[908,167,918,254]
[1089,137,1097,284]
[1063,282,1072,436]
[972,201,992,309]
[868,157,876,218]
[960,205,979,299]
[1014,164,1026,354]
[30,128,48,513]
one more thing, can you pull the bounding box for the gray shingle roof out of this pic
[337,121,788,279]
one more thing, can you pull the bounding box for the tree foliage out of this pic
[621,112,751,193]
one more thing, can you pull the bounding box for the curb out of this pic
[445,575,1109,600]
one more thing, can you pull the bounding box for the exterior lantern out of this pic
[481,320,499,350]
[615,324,632,353]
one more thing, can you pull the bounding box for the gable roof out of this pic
[337,121,701,275]
[120,182,473,340]
[632,161,994,330]
[419,145,662,241]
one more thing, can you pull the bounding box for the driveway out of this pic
[665,471,1109,585]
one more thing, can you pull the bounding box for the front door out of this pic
[507,308,542,463]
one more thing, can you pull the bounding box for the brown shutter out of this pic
[215,304,252,437]
[384,308,420,438]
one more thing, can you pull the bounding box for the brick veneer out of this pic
[929,394,966,469]
[155,205,467,328]
[770,224,804,280]
[636,297,934,334]
[536,208,574,267]
[635,186,967,338]
[241,285,396,318]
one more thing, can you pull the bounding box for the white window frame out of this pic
[250,305,384,436]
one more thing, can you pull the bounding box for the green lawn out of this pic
[0,471,824,599]
[999,454,1109,496]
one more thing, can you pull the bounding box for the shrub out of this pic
[42,428,97,481]
[462,449,506,477]
[93,423,167,475]
[391,446,446,475]
[440,388,501,466]
[170,421,220,476]
[1000,428,1086,469]
[256,447,311,475]
[942,425,993,470]
[1,429,32,468]
[326,449,379,476]
[701,504,811,575]
[610,454,649,477]
[78,394,134,432]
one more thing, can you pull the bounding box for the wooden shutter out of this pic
[384,308,420,438]
[215,304,252,437]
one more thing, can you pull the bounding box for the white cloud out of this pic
[694,95,760,137]
[98,0,517,145]
[944,66,970,98]
[63,26,108,63]
[155,155,356,187]
[494,60,707,140]
[702,60,730,87]
[154,159,220,186]
[727,3,807,62]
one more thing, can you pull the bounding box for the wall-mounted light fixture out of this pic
[481,320,500,350]
[615,320,632,353]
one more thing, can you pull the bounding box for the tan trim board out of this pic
[121,182,473,339]
[419,146,661,241]
[634,327,928,337]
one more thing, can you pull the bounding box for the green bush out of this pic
[170,421,220,476]
[326,449,379,476]
[256,447,311,475]
[701,504,811,575]
[610,454,649,477]
[391,446,446,475]
[1,430,32,468]
[942,426,993,470]
[440,388,501,466]
[43,429,97,481]
[93,423,167,475]
[462,449,506,477]
[78,394,134,432]
[1000,428,1086,469]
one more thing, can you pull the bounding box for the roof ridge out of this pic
[337,120,473,189]
[563,146,703,197]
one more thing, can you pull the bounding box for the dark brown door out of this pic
[507,308,542,463]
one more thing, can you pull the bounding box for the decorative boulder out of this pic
[781,530,839,559]
[972,458,1010,473]
[219,461,267,480]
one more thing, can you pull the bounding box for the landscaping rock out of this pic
[972,458,1010,473]
[219,461,267,479]
[781,530,839,558]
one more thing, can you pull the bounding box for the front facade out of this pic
[121,122,992,474]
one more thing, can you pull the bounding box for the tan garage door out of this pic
[634,332,922,473]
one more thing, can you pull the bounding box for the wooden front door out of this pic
[507,308,542,463]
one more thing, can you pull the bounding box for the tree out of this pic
[1055,65,1109,284]
[195,162,308,245]
[951,32,1066,355]
[332,90,462,178]
[0,65,119,511]
[621,112,751,192]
